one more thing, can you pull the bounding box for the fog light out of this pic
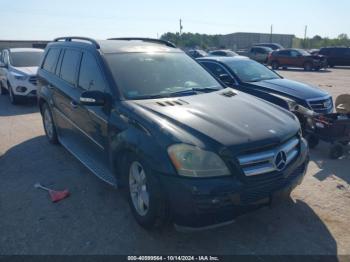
[16,86,27,93]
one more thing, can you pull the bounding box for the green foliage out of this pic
[161,32,350,50]
[294,34,350,49]
[160,32,221,49]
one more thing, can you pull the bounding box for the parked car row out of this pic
[188,44,350,70]
[1,37,339,230]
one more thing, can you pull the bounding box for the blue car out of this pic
[197,56,333,115]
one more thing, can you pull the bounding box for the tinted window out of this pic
[60,49,81,85]
[10,51,43,67]
[78,52,105,92]
[226,59,280,82]
[290,50,299,57]
[43,49,61,73]
[278,50,290,56]
[106,53,221,99]
[202,62,227,78]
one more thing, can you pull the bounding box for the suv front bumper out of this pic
[159,138,309,228]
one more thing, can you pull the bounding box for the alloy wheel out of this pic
[44,108,54,139]
[129,161,150,216]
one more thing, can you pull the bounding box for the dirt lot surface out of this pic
[0,68,349,255]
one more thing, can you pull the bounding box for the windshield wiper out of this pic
[130,87,221,100]
[167,87,221,97]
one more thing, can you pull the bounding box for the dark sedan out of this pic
[197,56,333,114]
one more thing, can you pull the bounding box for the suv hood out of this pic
[249,78,329,100]
[131,89,299,147]
[12,66,38,76]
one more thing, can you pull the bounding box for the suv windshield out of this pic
[10,51,43,67]
[227,59,280,82]
[106,52,222,99]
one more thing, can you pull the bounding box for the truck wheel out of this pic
[42,103,59,144]
[124,153,170,230]
[8,84,20,105]
[304,62,312,71]
[271,61,280,70]
[329,144,344,159]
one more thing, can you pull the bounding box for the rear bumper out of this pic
[160,138,309,228]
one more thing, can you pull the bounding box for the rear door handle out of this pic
[70,100,78,109]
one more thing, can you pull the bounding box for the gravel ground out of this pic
[0,68,349,255]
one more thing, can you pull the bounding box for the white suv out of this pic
[0,48,44,104]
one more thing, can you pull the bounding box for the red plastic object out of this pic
[49,189,70,202]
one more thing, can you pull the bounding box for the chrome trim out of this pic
[53,107,105,150]
[306,96,333,111]
[238,137,299,177]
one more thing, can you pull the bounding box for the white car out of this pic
[0,48,44,104]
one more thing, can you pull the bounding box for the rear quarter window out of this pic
[43,48,61,73]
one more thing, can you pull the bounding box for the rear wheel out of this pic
[304,62,312,71]
[271,61,280,70]
[124,153,170,229]
[42,103,59,144]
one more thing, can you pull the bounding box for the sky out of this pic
[1,0,349,40]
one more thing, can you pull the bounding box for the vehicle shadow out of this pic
[0,95,38,117]
[275,68,332,73]
[310,142,350,184]
[0,136,339,256]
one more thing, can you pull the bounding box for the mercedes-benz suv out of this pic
[37,37,309,229]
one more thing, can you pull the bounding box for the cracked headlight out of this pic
[168,144,230,177]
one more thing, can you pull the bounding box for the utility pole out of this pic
[270,24,273,43]
[304,25,308,48]
[179,19,183,36]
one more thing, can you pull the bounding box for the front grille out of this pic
[307,96,333,113]
[237,136,299,177]
[29,76,38,86]
[240,163,306,204]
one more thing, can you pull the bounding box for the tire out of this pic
[8,84,20,105]
[42,103,59,144]
[329,64,334,68]
[304,62,312,71]
[271,61,280,70]
[0,81,7,95]
[329,144,344,159]
[282,66,288,70]
[306,134,319,149]
[124,153,170,230]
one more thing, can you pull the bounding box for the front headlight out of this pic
[12,73,28,81]
[167,144,230,177]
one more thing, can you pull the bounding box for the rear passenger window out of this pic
[78,53,106,92]
[60,49,81,85]
[43,49,60,73]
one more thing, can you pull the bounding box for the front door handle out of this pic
[70,100,78,109]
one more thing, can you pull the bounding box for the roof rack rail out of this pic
[53,36,100,49]
[107,37,176,48]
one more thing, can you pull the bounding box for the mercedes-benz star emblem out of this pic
[274,151,287,171]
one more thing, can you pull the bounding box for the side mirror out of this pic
[79,90,105,106]
[219,73,234,86]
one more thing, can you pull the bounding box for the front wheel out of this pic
[0,81,7,95]
[8,84,20,104]
[42,103,59,144]
[125,153,170,229]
